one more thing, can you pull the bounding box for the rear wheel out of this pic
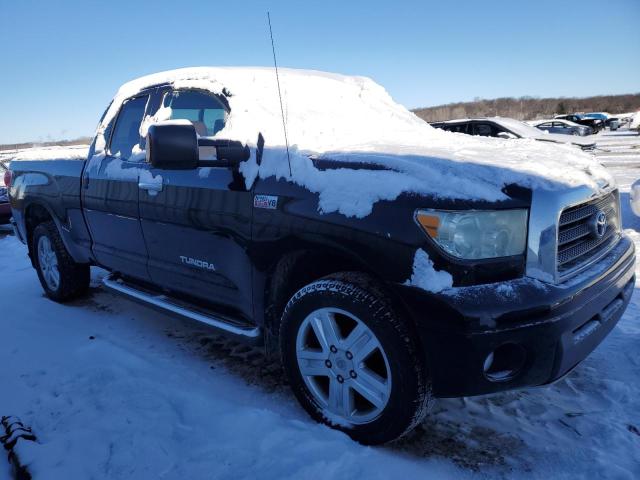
[280,273,432,445]
[32,221,89,301]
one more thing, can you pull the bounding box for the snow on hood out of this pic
[102,67,612,217]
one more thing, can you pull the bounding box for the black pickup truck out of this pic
[6,68,635,445]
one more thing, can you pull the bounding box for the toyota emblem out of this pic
[590,210,607,238]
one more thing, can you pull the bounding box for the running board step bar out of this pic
[102,275,261,341]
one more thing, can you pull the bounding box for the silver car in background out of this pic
[530,118,593,136]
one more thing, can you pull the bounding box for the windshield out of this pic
[495,118,546,138]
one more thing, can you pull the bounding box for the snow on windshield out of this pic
[97,67,611,218]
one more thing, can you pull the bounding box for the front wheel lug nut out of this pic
[325,360,332,368]
[346,351,353,360]
[337,375,344,383]
[330,345,338,353]
[349,370,357,379]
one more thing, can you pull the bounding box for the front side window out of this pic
[163,89,228,137]
[109,95,149,160]
[474,123,495,137]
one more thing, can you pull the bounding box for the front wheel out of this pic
[280,273,432,445]
[32,221,89,302]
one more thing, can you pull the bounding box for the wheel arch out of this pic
[261,246,416,357]
[24,202,57,266]
[23,200,91,266]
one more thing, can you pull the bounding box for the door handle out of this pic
[138,181,163,193]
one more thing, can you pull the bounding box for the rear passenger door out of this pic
[552,122,569,134]
[137,88,255,320]
[82,94,152,281]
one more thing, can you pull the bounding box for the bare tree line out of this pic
[413,93,640,122]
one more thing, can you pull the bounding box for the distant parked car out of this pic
[0,161,11,224]
[605,118,620,130]
[555,114,604,133]
[585,113,619,131]
[629,112,640,135]
[530,119,593,136]
[430,117,596,151]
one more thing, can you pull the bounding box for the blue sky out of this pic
[1,0,638,144]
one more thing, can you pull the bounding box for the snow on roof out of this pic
[99,67,612,217]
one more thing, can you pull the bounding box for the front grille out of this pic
[557,191,620,277]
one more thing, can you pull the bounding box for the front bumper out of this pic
[394,234,635,398]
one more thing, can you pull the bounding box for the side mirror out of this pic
[497,131,517,140]
[146,122,199,170]
[198,139,250,168]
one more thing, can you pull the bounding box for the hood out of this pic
[240,131,612,218]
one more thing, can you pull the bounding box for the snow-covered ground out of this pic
[1,129,639,479]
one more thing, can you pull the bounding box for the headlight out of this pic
[415,209,528,260]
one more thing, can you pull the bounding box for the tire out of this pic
[32,221,89,302]
[280,272,432,445]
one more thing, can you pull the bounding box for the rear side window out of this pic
[163,90,228,137]
[446,123,469,134]
[109,95,149,160]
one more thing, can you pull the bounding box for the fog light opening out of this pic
[483,343,527,382]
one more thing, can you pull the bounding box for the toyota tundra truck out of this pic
[5,67,635,445]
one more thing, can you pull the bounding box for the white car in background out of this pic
[431,116,597,151]
[629,112,640,134]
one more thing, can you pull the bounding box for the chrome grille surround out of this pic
[556,191,620,279]
[525,183,621,284]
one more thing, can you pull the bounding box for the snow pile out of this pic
[0,236,465,480]
[97,67,612,218]
[404,249,453,293]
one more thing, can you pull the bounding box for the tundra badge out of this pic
[180,256,216,271]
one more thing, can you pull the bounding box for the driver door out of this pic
[137,88,255,320]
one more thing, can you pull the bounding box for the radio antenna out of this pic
[267,11,292,177]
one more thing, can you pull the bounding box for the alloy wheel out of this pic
[295,307,392,424]
[37,236,60,291]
